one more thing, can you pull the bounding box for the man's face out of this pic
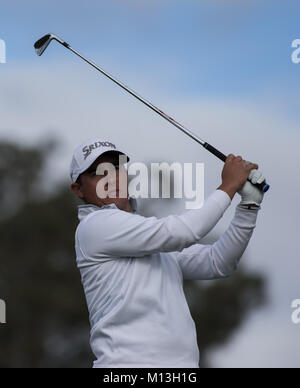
[71,152,130,211]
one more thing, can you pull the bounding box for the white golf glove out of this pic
[238,162,266,207]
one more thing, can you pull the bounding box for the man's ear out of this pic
[70,182,85,200]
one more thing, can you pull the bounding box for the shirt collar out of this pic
[78,197,138,222]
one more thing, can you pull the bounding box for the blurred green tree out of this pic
[183,273,266,368]
[0,140,266,368]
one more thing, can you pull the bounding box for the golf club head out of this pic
[34,33,69,56]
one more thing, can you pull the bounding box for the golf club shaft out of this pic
[69,47,207,146]
[60,40,270,193]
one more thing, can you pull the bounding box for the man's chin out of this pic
[104,197,129,210]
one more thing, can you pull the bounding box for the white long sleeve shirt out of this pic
[74,190,260,368]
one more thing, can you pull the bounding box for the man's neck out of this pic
[123,201,132,213]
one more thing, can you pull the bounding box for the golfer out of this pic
[70,137,265,368]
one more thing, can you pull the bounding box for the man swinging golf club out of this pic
[70,137,265,368]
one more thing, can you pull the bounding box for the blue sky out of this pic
[1,0,300,102]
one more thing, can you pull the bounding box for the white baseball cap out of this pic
[70,138,130,183]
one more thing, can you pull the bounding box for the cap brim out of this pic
[74,149,130,182]
[98,150,129,163]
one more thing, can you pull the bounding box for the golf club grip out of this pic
[203,142,270,193]
[203,142,227,162]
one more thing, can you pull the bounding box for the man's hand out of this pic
[217,154,259,200]
[238,163,265,207]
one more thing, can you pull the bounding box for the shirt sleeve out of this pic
[78,190,231,259]
[175,204,260,280]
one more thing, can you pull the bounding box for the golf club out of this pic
[34,33,270,193]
